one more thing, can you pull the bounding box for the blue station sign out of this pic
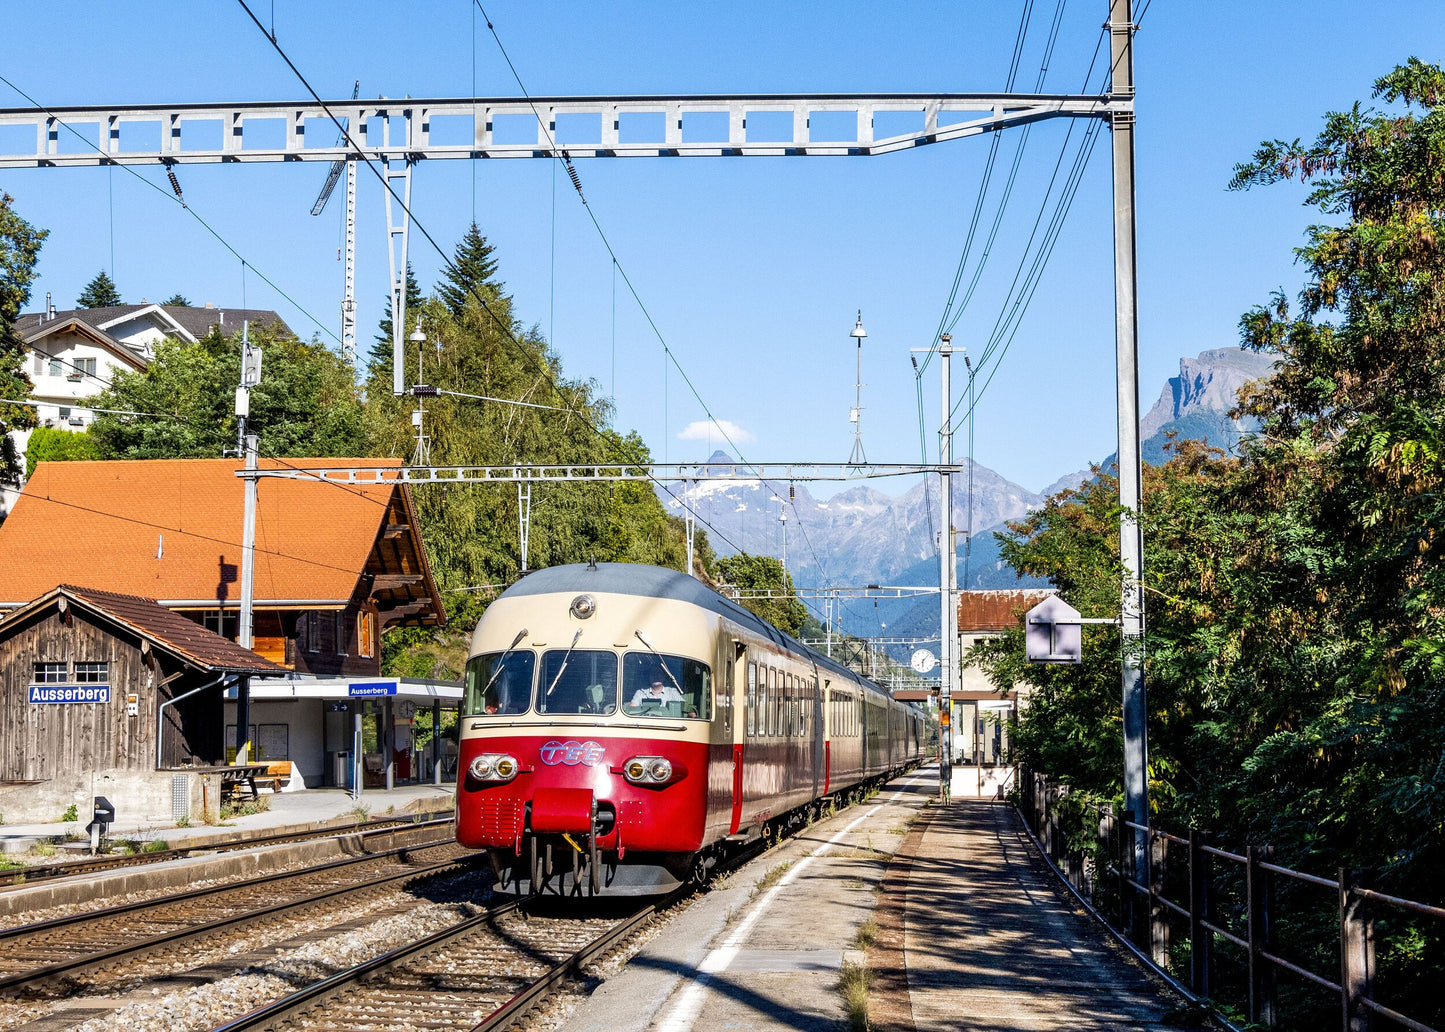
[29,684,111,704]
[348,681,398,697]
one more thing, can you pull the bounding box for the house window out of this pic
[203,610,239,641]
[33,662,67,683]
[74,662,108,683]
[357,610,377,659]
[334,612,348,656]
[317,612,336,654]
[47,357,62,377]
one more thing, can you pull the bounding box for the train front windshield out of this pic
[538,650,618,715]
[622,652,711,719]
[463,650,535,716]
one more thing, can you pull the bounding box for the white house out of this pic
[3,299,291,515]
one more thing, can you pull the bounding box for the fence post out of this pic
[1150,831,1170,968]
[1340,868,1375,1032]
[1188,830,1212,998]
[1119,809,1135,939]
[1247,845,1278,1027]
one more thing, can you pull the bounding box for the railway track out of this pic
[0,813,455,890]
[0,836,472,996]
[206,892,688,1032]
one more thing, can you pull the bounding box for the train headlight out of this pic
[469,753,520,782]
[623,755,678,785]
[570,594,596,619]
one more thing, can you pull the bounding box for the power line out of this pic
[0,73,343,348]
[468,2,834,581]
[230,1,752,567]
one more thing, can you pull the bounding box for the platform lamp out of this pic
[847,311,867,466]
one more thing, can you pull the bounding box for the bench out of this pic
[253,761,293,794]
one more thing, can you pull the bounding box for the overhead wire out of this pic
[232,0,755,566]
[0,73,343,349]
[467,1,836,585]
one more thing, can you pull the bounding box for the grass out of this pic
[142,839,169,853]
[756,860,792,893]
[853,918,879,950]
[838,959,874,1032]
[348,803,372,822]
[218,795,273,821]
[34,842,56,857]
[0,856,24,872]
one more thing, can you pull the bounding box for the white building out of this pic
[3,300,290,514]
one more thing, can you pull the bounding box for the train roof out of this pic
[499,563,915,706]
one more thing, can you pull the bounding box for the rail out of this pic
[1018,770,1445,1032]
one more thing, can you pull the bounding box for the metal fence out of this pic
[1018,771,1445,1032]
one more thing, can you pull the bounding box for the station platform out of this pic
[560,765,1188,1032]
[0,784,455,855]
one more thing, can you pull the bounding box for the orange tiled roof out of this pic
[957,589,1055,633]
[0,458,410,608]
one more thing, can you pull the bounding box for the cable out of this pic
[467,1,832,579]
[0,75,343,349]
[231,1,752,567]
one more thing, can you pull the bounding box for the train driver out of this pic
[630,677,684,708]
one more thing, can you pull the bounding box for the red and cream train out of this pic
[455,562,930,893]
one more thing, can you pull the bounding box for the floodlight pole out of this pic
[1110,0,1150,891]
[237,432,258,764]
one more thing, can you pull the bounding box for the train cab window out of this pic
[463,650,536,716]
[746,662,757,735]
[622,652,711,719]
[539,650,618,715]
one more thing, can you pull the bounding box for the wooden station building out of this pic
[0,458,450,820]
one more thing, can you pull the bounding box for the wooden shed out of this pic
[0,585,284,782]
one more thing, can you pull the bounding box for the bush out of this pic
[60,803,77,823]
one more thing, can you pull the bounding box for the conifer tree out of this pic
[437,222,504,316]
[367,263,423,387]
[76,269,122,308]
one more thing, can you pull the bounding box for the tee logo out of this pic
[538,740,606,767]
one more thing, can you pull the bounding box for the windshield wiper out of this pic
[633,630,685,694]
[545,628,584,697]
[484,628,529,694]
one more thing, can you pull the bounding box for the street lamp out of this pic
[848,311,867,466]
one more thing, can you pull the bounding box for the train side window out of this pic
[770,668,779,737]
[724,659,733,734]
[747,662,757,736]
[784,673,793,737]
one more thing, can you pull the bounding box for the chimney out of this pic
[219,311,225,326]
[205,302,214,309]
[45,292,54,320]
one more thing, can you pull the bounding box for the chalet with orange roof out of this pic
[0,457,444,672]
[0,458,453,803]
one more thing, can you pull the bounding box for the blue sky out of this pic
[2,2,1440,495]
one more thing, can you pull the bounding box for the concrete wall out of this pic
[0,767,183,825]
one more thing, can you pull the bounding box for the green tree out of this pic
[715,553,808,637]
[367,263,423,387]
[978,61,1445,910]
[437,222,504,317]
[76,269,121,308]
[162,294,190,307]
[365,235,702,677]
[25,426,102,476]
[0,194,45,486]
[87,320,368,459]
